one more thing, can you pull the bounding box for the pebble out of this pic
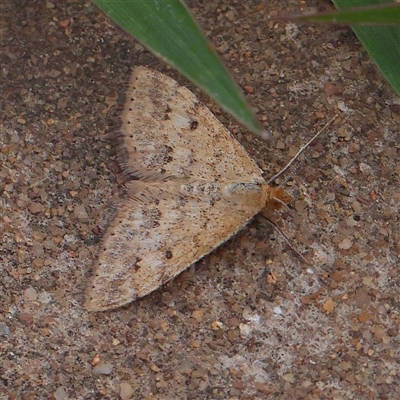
[282,373,295,383]
[273,306,283,315]
[73,204,89,219]
[323,298,335,313]
[352,200,362,214]
[0,323,10,336]
[28,202,45,214]
[338,237,353,250]
[54,386,67,400]
[32,243,44,256]
[93,364,113,375]
[38,291,53,304]
[239,323,252,338]
[24,287,38,301]
[18,312,33,326]
[120,382,134,399]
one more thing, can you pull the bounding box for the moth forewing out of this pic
[85,67,298,311]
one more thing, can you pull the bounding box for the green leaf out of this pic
[93,0,265,136]
[281,3,400,26]
[332,0,400,94]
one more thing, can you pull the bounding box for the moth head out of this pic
[263,186,292,211]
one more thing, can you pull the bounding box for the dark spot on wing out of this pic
[164,105,172,120]
[142,208,162,228]
[189,120,199,130]
[134,257,142,271]
[165,250,173,259]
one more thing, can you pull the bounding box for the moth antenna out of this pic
[280,157,306,188]
[266,114,338,185]
[261,214,310,265]
[260,214,328,287]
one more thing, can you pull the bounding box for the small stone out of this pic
[276,139,285,150]
[369,190,377,201]
[346,217,357,227]
[59,19,69,28]
[371,326,386,340]
[120,382,134,400]
[191,368,208,379]
[198,380,209,391]
[282,373,295,383]
[38,291,53,304]
[191,310,204,321]
[323,298,335,313]
[339,361,352,371]
[361,276,374,287]
[352,200,362,214]
[239,323,252,338]
[354,287,371,308]
[225,10,235,21]
[73,204,89,219]
[48,69,61,78]
[160,320,168,332]
[190,340,201,348]
[211,320,224,330]
[32,243,44,257]
[338,238,353,250]
[314,249,328,264]
[150,365,160,372]
[54,387,67,400]
[324,82,343,97]
[28,202,45,215]
[273,306,283,315]
[91,354,101,366]
[18,313,33,326]
[136,351,148,360]
[24,287,38,301]
[358,311,370,323]
[301,295,313,305]
[266,272,278,284]
[93,364,113,375]
[0,323,10,336]
[294,200,308,212]
[154,332,165,340]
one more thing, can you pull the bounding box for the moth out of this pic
[85,66,320,311]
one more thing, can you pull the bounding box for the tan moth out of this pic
[85,66,317,311]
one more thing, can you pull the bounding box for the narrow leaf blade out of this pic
[93,0,264,135]
[332,0,400,94]
[279,4,400,26]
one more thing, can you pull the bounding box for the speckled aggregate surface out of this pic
[1,0,399,399]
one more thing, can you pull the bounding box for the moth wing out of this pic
[85,180,264,311]
[118,66,263,183]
